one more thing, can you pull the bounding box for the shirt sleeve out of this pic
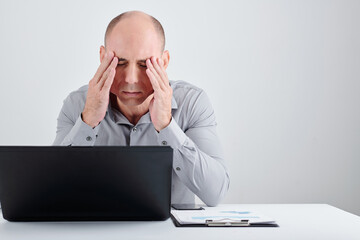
[53,94,100,146]
[157,91,230,207]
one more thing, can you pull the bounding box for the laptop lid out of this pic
[0,146,173,221]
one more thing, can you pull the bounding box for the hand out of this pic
[146,56,173,132]
[82,51,118,128]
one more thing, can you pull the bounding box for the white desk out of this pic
[0,204,359,240]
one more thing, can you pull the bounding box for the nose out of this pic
[124,64,138,84]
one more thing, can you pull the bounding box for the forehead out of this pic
[106,20,162,60]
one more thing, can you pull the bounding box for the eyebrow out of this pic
[117,57,147,64]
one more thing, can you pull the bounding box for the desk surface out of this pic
[1,204,359,240]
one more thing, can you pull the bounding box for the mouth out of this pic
[122,91,142,97]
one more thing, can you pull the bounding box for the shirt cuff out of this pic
[66,115,100,146]
[157,117,187,149]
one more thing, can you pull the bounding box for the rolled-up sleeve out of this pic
[157,91,230,207]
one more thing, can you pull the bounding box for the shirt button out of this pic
[132,127,137,132]
[162,141,167,146]
[176,167,181,171]
[86,136,92,141]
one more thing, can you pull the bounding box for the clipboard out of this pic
[170,214,279,227]
[170,208,279,227]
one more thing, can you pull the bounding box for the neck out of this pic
[110,94,151,125]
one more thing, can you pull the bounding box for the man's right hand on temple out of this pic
[82,51,118,128]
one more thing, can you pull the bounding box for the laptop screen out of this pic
[0,146,173,221]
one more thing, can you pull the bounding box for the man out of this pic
[54,10,229,206]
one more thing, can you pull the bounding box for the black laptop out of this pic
[0,146,173,222]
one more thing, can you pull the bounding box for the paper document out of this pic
[171,208,276,225]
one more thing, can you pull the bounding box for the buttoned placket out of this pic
[129,125,139,146]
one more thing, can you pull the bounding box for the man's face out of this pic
[102,19,164,107]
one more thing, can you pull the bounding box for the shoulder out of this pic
[170,80,203,95]
[170,80,207,106]
[62,85,88,109]
[170,80,215,128]
[60,85,88,119]
[65,85,88,102]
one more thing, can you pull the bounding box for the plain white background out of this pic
[0,0,359,215]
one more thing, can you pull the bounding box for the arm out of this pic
[54,51,118,146]
[145,57,229,206]
[158,91,229,207]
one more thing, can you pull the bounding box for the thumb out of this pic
[145,92,155,103]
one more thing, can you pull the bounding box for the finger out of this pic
[93,51,114,83]
[146,68,162,93]
[154,57,169,85]
[98,56,118,89]
[149,57,167,89]
[158,58,169,82]
[101,67,115,93]
[146,58,166,90]
[145,92,155,103]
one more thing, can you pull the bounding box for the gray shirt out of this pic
[53,80,229,206]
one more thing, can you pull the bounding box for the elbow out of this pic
[201,173,230,207]
[204,199,220,207]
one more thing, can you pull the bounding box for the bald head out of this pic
[104,11,165,51]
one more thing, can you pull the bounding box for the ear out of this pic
[161,50,170,69]
[100,45,106,63]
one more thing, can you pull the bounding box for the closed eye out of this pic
[117,63,146,69]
